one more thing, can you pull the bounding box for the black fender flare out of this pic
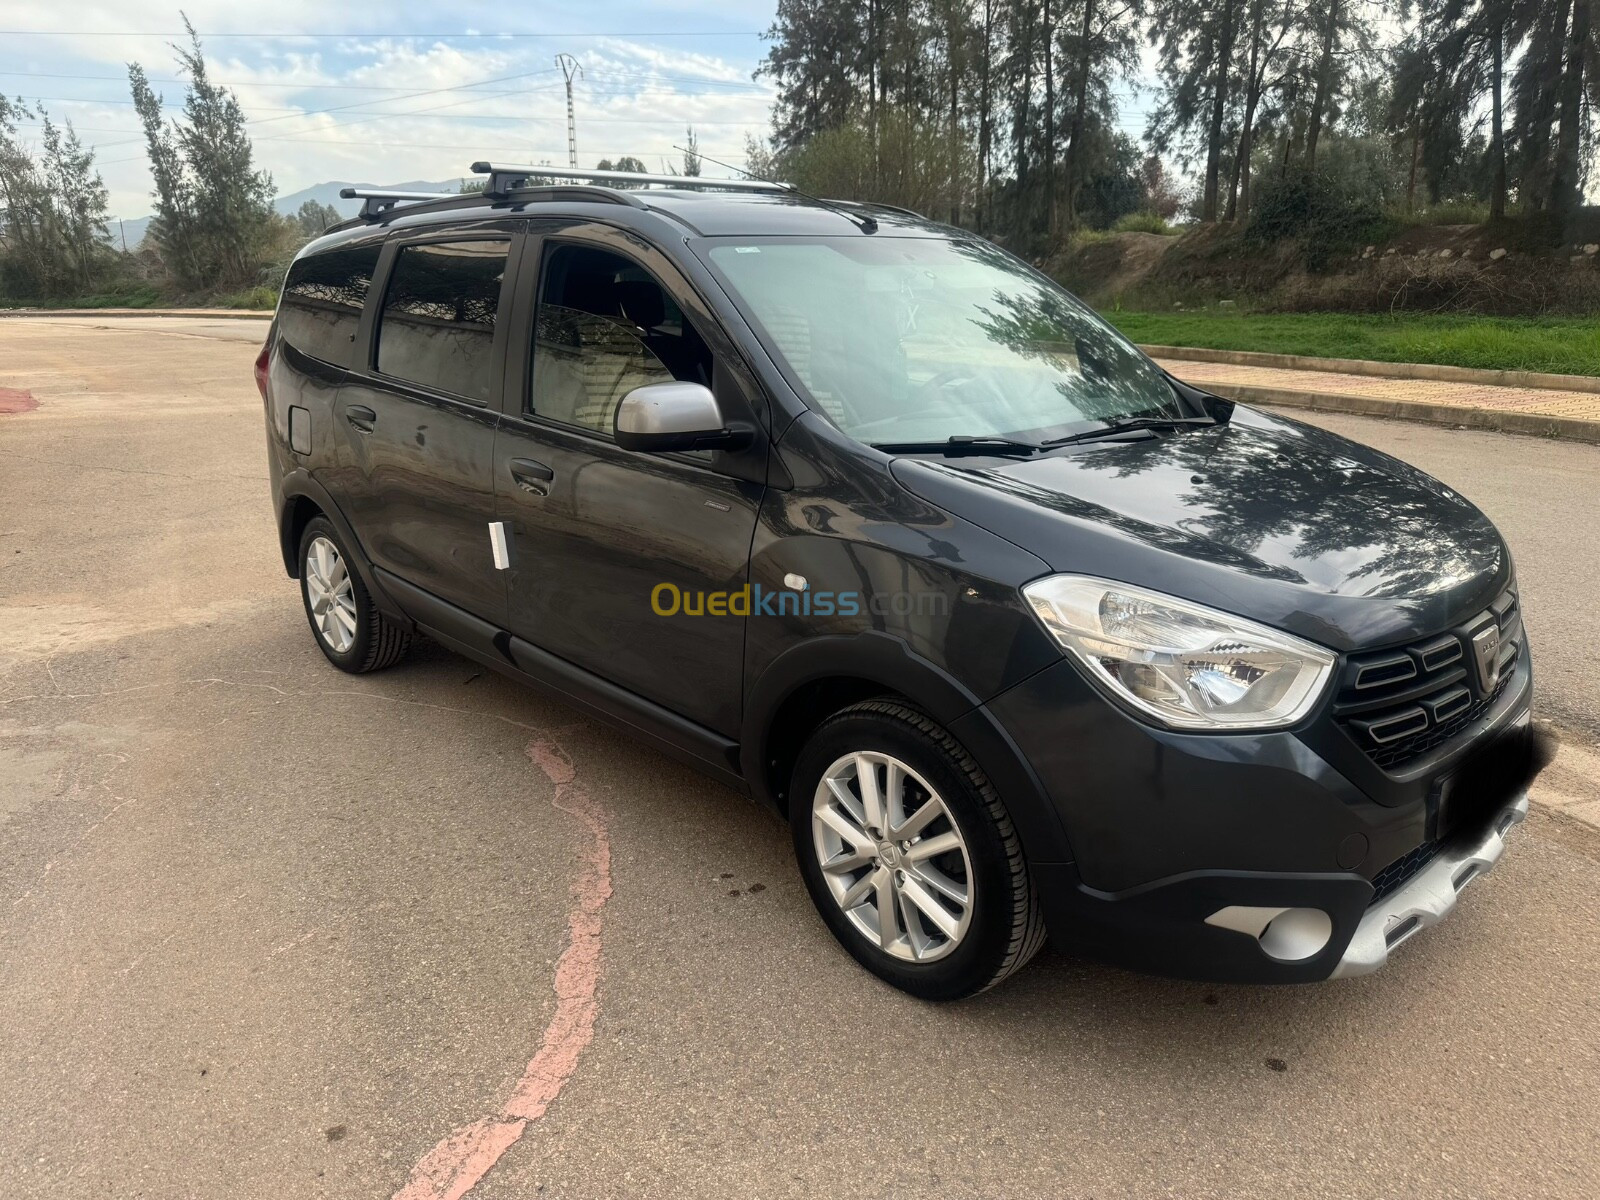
[275,469,409,624]
[741,631,1077,867]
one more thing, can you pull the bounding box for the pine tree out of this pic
[1549,0,1592,215]
[1147,0,1240,223]
[295,200,341,237]
[128,16,275,291]
[1424,1,1518,219]
[0,96,110,298]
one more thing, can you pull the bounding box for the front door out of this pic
[493,230,766,736]
[336,230,517,624]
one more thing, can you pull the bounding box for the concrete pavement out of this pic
[1156,352,1600,444]
[4,315,1600,1199]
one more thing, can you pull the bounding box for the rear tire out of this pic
[297,516,411,674]
[789,700,1046,1000]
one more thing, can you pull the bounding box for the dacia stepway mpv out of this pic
[258,164,1534,1000]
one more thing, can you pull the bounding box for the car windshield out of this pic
[703,235,1181,445]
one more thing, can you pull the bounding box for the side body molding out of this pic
[373,568,744,791]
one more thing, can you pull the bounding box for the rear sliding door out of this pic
[336,226,520,625]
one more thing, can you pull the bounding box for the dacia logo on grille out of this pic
[1470,624,1501,693]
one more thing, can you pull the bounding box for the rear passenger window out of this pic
[278,243,381,366]
[377,239,510,403]
[531,243,712,435]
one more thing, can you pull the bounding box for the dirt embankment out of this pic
[1050,215,1600,315]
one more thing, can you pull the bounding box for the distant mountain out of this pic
[274,179,465,220]
[113,179,465,249]
[107,215,151,251]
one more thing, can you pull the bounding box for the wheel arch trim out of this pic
[276,469,409,625]
[742,632,1078,868]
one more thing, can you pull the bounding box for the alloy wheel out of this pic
[811,750,974,962]
[304,535,358,654]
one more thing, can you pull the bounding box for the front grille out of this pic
[1370,839,1442,902]
[1335,588,1522,771]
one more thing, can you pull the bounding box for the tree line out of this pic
[4,8,1594,303]
[1,18,331,304]
[755,0,1598,249]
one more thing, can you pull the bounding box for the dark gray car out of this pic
[257,164,1535,999]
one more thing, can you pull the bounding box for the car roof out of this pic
[309,185,955,252]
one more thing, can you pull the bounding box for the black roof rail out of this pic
[339,187,455,218]
[328,184,647,233]
[320,159,842,236]
[470,161,791,197]
[848,198,926,220]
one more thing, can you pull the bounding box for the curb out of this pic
[1139,344,1600,396]
[1207,382,1600,445]
[0,308,271,320]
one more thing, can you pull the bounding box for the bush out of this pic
[785,112,974,221]
[1248,166,1385,271]
[1113,212,1174,235]
[215,285,278,310]
[1406,200,1492,226]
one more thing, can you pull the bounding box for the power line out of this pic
[25,67,573,156]
[0,67,772,94]
[0,69,555,93]
[13,94,317,112]
[244,67,563,129]
[13,74,773,146]
[14,83,767,115]
[94,137,754,167]
[0,28,765,38]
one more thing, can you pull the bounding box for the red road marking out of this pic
[392,737,612,1200]
[0,387,38,414]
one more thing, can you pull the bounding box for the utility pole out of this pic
[556,54,582,168]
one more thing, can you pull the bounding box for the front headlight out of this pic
[1022,575,1336,730]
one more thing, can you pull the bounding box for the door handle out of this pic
[346,405,377,432]
[509,457,555,496]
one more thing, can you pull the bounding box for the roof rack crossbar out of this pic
[340,187,456,219]
[470,161,790,197]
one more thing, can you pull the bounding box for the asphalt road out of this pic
[3,315,1599,1199]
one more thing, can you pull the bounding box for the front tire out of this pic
[297,517,411,673]
[790,700,1046,1000]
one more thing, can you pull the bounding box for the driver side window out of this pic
[530,243,712,437]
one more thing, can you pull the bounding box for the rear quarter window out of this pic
[375,239,510,403]
[277,242,381,367]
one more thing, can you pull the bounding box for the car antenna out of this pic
[674,145,878,234]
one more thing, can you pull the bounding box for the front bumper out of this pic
[1027,789,1530,984]
[984,645,1534,984]
[1331,791,1527,978]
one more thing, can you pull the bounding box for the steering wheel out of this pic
[910,368,1008,414]
[808,366,1009,433]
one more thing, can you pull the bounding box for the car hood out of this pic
[891,407,1511,651]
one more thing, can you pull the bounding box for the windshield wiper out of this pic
[870,435,1045,457]
[1042,414,1219,448]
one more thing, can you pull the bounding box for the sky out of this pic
[2,2,797,221]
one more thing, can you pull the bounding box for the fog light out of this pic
[1206,905,1334,963]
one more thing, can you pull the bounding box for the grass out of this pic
[1105,310,1600,377]
[0,283,164,310]
[214,285,278,310]
[1112,212,1177,235]
[1,282,280,311]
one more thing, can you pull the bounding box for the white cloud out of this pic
[3,2,776,216]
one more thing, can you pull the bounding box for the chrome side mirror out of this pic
[614,382,749,453]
